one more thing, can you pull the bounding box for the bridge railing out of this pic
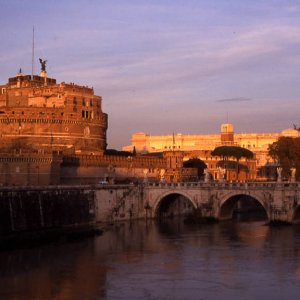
[1,181,298,192]
[145,181,300,190]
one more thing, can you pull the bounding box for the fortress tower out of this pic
[0,61,108,155]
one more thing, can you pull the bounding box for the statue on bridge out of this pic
[277,167,282,183]
[291,167,296,183]
[219,167,226,182]
[143,169,149,183]
[159,169,165,183]
[204,168,211,183]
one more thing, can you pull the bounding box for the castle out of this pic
[0,62,190,185]
[0,68,107,153]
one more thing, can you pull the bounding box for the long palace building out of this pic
[122,124,300,181]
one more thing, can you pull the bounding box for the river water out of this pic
[1,217,300,300]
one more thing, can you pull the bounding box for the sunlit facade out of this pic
[123,124,300,168]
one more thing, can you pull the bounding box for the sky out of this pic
[1,0,300,149]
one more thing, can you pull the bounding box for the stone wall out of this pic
[0,187,95,238]
[61,154,166,184]
[0,151,62,186]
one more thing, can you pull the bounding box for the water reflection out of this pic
[1,219,300,300]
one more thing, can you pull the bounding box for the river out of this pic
[1,217,300,300]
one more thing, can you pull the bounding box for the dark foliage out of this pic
[105,149,133,156]
[211,146,253,160]
[183,158,207,178]
[269,137,300,179]
[211,146,254,180]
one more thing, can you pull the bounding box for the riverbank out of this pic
[0,225,103,251]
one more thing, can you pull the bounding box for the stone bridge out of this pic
[1,182,300,234]
[142,181,300,224]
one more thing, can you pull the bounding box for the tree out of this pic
[293,124,300,132]
[269,137,300,180]
[132,146,137,156]
[183,158,207,178]
[105,149,133,156]
[211,146,254,180]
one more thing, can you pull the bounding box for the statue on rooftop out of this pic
[39,58,47,72]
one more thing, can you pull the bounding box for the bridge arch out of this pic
[153,191,197,219]
[291,204,300,224]
[218,192,270,221]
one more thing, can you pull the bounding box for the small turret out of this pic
[220,123,234,145]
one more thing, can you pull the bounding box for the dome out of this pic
[281,128,300,137]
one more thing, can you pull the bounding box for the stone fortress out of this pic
[0,62,171,185]
[0,67,107,153]
[0,61,299,186]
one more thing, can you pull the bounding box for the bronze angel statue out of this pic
[39,58,47,71]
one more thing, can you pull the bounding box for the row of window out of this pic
[163,144,256,150]
[73,97,94,107]
[0,118,97,125]
[164,145,181,149]
[82,110,93,119]
[242,144,256,148]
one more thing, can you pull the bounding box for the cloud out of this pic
[53,22,300,103]
[216,97,252,103]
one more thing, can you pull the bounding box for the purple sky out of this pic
[1,0,300,149]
